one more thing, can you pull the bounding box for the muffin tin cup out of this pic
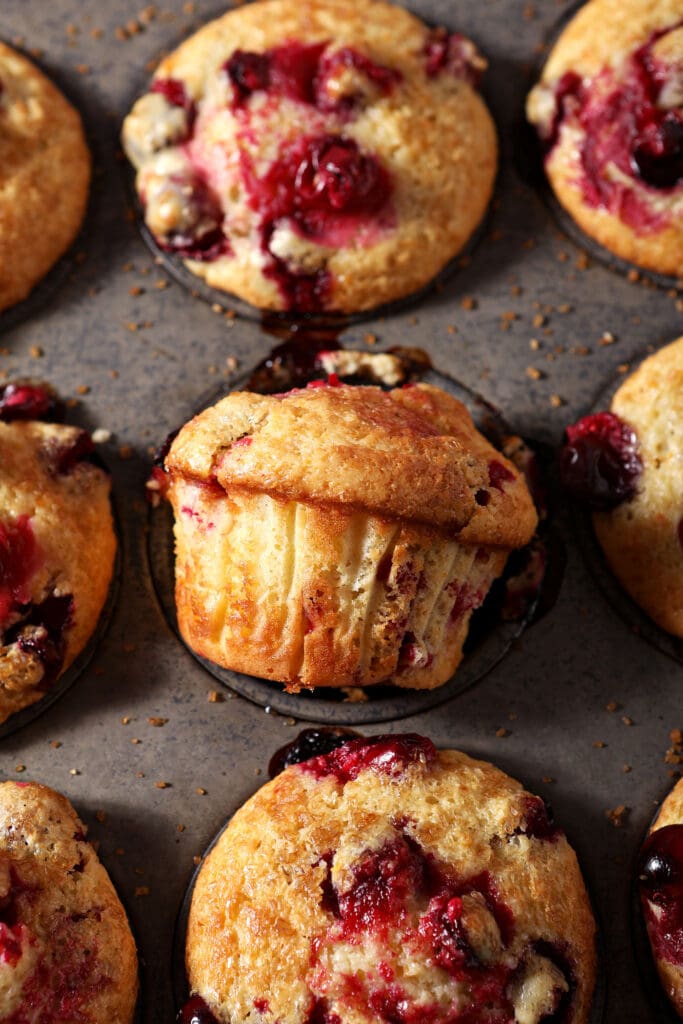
[517,1,682,294]
[567,346,683,668]
[170,753,607,1023]
[0,496,122,740]
[147,361,547,725]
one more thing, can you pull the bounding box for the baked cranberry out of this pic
[543,72,584,150]
[516,796,561,842]
[424,28,484,87]
[336,837,426,936]
[53,430,96,474]
[294,136,389,219]
[633,111,683,188]
[225,50,271,103]
[151,77,194,114]
[488,460,515,490]
[301,733,436,784]
[0,516,40,626]
[560,411,642,510]
[268,727,360,777]
[15,593,74,690]
[639,825,683,963]
[418,892,478,972]
[529,940,575,1023]
[639,825,683,904]
[305,998,342,1024]
[678,518,683,550]
[0,383,58,423]
[153,175,229,262]
[315,46,400,111]
[177,994,220,1024]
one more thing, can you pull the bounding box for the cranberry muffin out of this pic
[638,776,683,1016]
[560,336,683,636]
[0,383,116,724]
[163,381,537,692]
[0,42,90,313]
[527,0,683,277]
[122,0,497,314]
[182,733,597,1024]
[0,780,138,1023]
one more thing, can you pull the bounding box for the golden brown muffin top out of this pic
[186,737,597,1024]
[0,41,91,313]
[166,382,537,547]
[0,781,138,1023]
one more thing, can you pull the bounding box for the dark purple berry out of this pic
[0,383,59,423]
[633,111,683,189]
[224,50,271,103]
[560,411,642,510]
[639,824,683,905]
[177,995,220,1024]
[268,728,359,778]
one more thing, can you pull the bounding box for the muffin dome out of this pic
[122,0,497,313]
[527,0,683,277]
[184,733,597,1024]
[163,381,537,691]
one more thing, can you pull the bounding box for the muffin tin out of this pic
[1,0,682,1021]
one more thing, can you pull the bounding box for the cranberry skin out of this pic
[294,136,389,218]
[560,411,642,510]
[268,727,360,778]
[0,383,58,423]
[177,995,220,1024]
[301,733,436,784]
[639,824,683,906]
[54,430,96,474]
[151,77,193,113]
[633,111,683,189]
[224,50,271,104]
[0,516,40,626]
[517,796,560,842]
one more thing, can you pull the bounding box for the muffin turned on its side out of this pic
[163,381,537,692]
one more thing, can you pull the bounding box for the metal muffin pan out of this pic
[1,0,682,1020]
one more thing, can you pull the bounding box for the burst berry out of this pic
[560,411,642,510]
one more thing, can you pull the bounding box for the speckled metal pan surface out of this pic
[1,1,682,1022]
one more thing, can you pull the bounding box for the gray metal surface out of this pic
[0,1,681,1021]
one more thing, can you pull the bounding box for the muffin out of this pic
[0,42,90,313]
[121,0,497,314]
[526,0,683,278]
[0,780,138,1022]
[163,381,538,691]
[560,336,683,636]
[182,732,597,1024]
[0,383,116,724]
[638,776,683,1016]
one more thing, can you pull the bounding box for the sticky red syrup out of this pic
[639,823,683,964]
[177,994,220,1024]
[300,733,436,784]
[543,22,683,231]
[560,411,642,510]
